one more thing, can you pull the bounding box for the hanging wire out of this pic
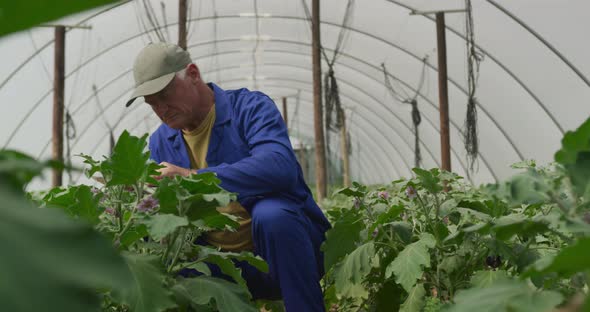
[27,30,52,84]
[144,0,166,41]
[160,2,172,42]
[300,0,355,184]
[134,0,154,43]
[185,0,194,42]
[92,84,116,155]
[251,0,261,90]
[382,57,428,169]
[137,0,166,42]
[207,0,220,82]
[299,0,354,132]
[464,0,484,172]
[65,110,77,184]
[66,26,91,111]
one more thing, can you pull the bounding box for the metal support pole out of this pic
[178,0,187,50]
[340,112,351,187]
[436,13,451,173]
[311,0,327,201]
[52,26,65,187]
[282,97,288,132]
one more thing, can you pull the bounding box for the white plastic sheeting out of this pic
[1,0,589,189]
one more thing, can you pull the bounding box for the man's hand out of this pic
[156,162,193,178]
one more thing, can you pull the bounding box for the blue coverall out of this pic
[149,83,331,312]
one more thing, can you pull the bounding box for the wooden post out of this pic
[340,111,351,187]
[282,97,288,132]
[178,0,187,50]
[436,13,451,172]
[52,26,65,187]
[311,0,327,201]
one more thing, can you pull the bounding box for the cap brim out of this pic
[125,72,176,107]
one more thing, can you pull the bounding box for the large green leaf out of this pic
[172,276,258,312]
[0,187,132,311]
[524,237,590,278]
[491,214,550,240]
[470,270,510,288]
[373,280,403,312]
[399,283,426,312]
[412,168,443,194]
[141,214,189,241]
[43,185,103,224]
[555,117,590,197]
[186,202,240,230]
[507,172,550,205]
[180,173,224,194]
[112,253,177,312]
[120,224,149,247]
[195,248,249,290]
[198,247,268,273]
[457,199,508,218]
[369,204,404,234]
[385,233,436,292]
[321,208,364,272]
[439,255,463,275]
[0,0,119,37]
[153,177,180,214]
[448,279,562,312]
[0,149,63,192]
[104,131,150,186]
[335,185,366,198]
[334,242,378,299]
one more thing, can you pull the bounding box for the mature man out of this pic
[126,42,330,311]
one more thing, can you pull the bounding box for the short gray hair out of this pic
[176,68,187,80]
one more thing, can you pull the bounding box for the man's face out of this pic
[144,75,195,129]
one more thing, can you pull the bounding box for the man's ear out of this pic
[186,63,201,82]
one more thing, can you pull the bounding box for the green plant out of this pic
[6,131,272,312]
[321,117,590,312]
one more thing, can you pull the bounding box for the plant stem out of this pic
[416,192,436,240]
[116,186,124,232]
[116,183,142,239]
[162,229,180,263]
[168,228,187,273]
[373,241,397,251]
[434,193,441,219]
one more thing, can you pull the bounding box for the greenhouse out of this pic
[1,0,590,311]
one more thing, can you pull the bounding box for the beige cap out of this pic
[126,42,192,107]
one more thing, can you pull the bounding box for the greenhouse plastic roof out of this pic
[1,0,589,189]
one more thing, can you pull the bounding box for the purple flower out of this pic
[378,191,389,200]
[442,216,450,225]
[372,228,379,238]
[137,196,159,213]
[104,207,120,217]
[400,212,408,221]
[353,197,362,210]
[90,187,100,195]
[406,186,417,200]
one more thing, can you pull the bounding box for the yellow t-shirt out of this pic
[182,104,253,252]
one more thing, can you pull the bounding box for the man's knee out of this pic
[250,197,306,237]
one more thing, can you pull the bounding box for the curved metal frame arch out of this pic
[45,72,398,184]
[482,0,589,88]
[60,39,499,181]
[191,47,497,181]
[384,0,565,134]
[70,73,404,182]
[76,101,387,185]
[3,1,579,149]
[0,0,131,91]
[35,41,495,182]
[5,16,526,164]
